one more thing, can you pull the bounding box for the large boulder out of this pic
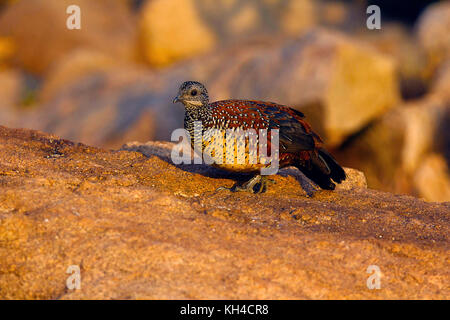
[0,0,137,75]
[337,95,449,200]
[0,126,448,299]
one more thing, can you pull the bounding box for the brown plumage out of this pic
[173,81,346,193]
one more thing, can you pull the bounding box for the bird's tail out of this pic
[296,148,346,190]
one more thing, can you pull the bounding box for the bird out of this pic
[173,80,346,193]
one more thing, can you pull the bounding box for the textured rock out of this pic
[0,126,448,299]
[0,0,137,74]
[138,0,316,67]
[414,153,450,203]
[336,167,367,191]
[122,141,368,194]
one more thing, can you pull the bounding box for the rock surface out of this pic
[0,126,448,299]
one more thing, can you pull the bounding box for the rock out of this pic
[121,141,368,193]
[337,95,449,199]
[0,0,137,74]
[336,168,367,191]
[414,153,450,202]
[0,69,24,127]
[21,67,171,148]
[273,0,317,36]
[0,36,14,67]
[39,49,121,103]
[318,1,349,27]
[0,125,448,299]
[431,59,450,100]
[317,0,367,32]
[355,23,428,100]
[138,0,317,67]
[0,69,23,109]
[416,1,450,75]
[138,0,217,67]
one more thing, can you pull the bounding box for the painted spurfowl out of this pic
[173,81,346,193]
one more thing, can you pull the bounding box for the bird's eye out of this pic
[191,89,197,96]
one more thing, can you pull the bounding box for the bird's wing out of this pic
[210,100,319,152]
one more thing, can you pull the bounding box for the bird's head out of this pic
[173,81,209,108]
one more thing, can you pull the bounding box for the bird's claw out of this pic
[216,186,233,192]
[253,177,275,194]
[216,176,275,194]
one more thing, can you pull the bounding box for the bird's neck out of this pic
[184,103,212,124]
[183,103,212,146]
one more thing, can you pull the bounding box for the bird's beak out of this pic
[173,95,180,104]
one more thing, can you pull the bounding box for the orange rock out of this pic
[0,126,448,299]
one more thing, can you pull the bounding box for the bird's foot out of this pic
[253,176,276,194]
[216,175,275,194]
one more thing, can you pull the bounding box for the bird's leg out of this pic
[217,175,275,193]
[217,175,262,193]
[253,175,276,194]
